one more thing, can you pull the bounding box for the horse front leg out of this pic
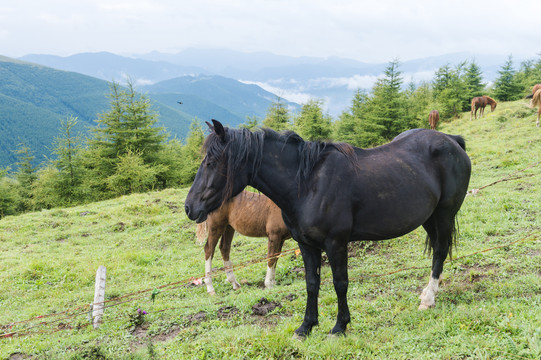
[203,228,221,295]
[219,225,241,290]
[325,239,350,335]
[294,243,322,338]
[264,234,286,289]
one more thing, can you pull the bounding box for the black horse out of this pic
[185,120,471,338]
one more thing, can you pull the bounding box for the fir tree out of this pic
[294,99,332,141]
[464,60,485,100]
[493,55,521,101]
[263,97,291,131]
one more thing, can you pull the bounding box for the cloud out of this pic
[240,80,313,105]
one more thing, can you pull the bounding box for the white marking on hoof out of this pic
[204,259,215,295]
[419,275,440,310]
[224,260,240,290]
[208,290,216,296]
[264,266,276,289]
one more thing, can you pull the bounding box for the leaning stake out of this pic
[92,266,106,329]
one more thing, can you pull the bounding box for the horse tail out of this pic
[446,134,466,151]
[424,219,459,260]
[531,89,541,107]
[196,221,208,244]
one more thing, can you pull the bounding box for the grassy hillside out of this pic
[0,100,539,359]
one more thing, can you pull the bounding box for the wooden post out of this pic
[92,266,106,329]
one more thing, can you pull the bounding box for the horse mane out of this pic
[203,126,355,198]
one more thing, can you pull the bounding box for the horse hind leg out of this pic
[419,212,456,310]
[219,225,241,290]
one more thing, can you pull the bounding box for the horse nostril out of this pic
[185,204,191,216]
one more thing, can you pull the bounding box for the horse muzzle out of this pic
[185,204,208,223]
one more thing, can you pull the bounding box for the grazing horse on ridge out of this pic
[525,84,541,99]
[428,110,440,130]
[196,190,291,294]
[471,96,497,120]
[185,120,471,338]
[530,89,541,127]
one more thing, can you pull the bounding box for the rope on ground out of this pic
[468,160,540,196]
[345,229,540,283]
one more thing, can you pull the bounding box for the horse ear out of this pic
[211,119,226,141]
[205,121,214,131]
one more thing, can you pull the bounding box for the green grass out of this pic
[0,100,540,359]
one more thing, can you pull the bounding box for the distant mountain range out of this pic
[2,49,529,168]
[20,49,523,116]
[0,55,297,167]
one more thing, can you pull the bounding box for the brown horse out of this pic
[525,84,541,99]
[530,89,541,127]
[196,190,291,294]
[470,96,497,120]
[428,110,439,130]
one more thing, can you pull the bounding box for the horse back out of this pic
[299,129,471,241]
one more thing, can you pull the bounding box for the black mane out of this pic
[203,126,355,198]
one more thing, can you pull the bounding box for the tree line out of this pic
[1,54,540,218]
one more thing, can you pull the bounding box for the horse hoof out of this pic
[208,291,216,296]
[418,303,433,310]
[292,333,306,341]
[327,332,346,339]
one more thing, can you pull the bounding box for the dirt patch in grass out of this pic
[217,305,240,319]
[186,311,207,324]
[252,297,281,316]
[8,353,32,360]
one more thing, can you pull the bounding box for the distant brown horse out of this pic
[196,190,291,294]
[530,89,541,127]
[428,110,440,130]
[470,96,497,120]
[525,84,541,99]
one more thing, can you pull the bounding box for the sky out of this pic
[1,0,540,63]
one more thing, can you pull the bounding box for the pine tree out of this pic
[0,168,21,218]
[464,60,485,100]
[263,97,291,131]
[52,116,85,203]
[91,80,166,164]
[334,90,372,147]
[240,115,260,130]
[293,99,332,141]
[432,62,468,117]
[84,79,168,198]
[366,59,413,141]
[493,55,521,101]
[13,143,37,211]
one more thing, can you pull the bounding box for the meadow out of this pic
[0,100,540,359]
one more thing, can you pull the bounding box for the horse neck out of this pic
[249,139,301,212]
